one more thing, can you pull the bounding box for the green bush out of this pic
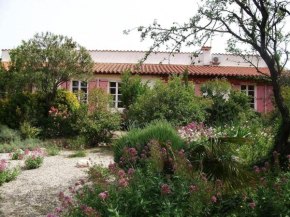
[200,78,254,125]
[25,155,44,169]
[74,88,121,146]
[68,150,87,158]
[0,125,21,143]
[20,121,41,139]
[0,138,42,153]
[114,120,185,164]
[127,75,212,126]
[120,70,149,109]
[67,136,86,150]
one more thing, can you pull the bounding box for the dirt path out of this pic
[0,148,114,217]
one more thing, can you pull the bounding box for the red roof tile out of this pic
[93,63,270,77]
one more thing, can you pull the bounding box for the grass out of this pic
[68,150,87,158]
[0,138,43,153]
[114,120,185,163]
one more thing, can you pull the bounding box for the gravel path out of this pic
[0,148,114,217]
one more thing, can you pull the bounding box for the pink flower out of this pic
[189,185,199,192]
[79,178,85,184]
[249,202,256,208]
[47,214,58,217]
[161,184,172,195]
[273,151,278,157]
[281,178,287,183]
[54,207,62,213]
[0,164,6,172]
[1,159,7,164]
[63,116,67,120]
[202,177,207,182]
[287,155,290,159]
[119,178,129,187]
[211,196,217,203]
[215,179,222,185]
[75,182,80,186]
[217,192,222,197]
[128,168,135,175]
[261,167,266,172]
[255,168,260,173]
[178,149,185,155]
[24,149,30,155]
[274,182,280,188]
[98,191,109,200]
[80,204,87,210]
[118,169,126,178]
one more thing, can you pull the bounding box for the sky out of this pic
[0,0,289,68]
[0,0,229,54]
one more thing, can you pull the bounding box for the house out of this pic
[1,47,274,112]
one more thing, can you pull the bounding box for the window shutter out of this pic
[89,80,97,91]
[99,80,108,93]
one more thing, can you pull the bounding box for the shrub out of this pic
[74,88,121,146]
[0,125,21,143]
[11,149,25,160]
[25,155,44,169]
[20,121,41,139]
[0,159,20,185]
[200,78,254,124]
[49,146,290,217]
[0,138,42,153]
[127,75,212,126]
[68,150,87,158]
[67,136,87,150]
[120,70,149,109]
[114,120,185,164]
[24,148,46,169]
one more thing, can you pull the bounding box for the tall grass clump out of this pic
[114,120,185,163]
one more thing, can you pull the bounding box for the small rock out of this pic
[76,159,92,168]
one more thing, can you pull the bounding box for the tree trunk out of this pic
[269,68,290,155]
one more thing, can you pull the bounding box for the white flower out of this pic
[203,92,208,97]
[223,94,229,102]
[212,89,216,96]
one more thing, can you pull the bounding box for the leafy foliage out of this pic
[128,75,212,126]
[120,70,149,109]
[74,87,121,146]
[9,32,94,106]
[200,78,254,124]
[114,120,185,164]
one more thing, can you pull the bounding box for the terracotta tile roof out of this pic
[93,63,270,77]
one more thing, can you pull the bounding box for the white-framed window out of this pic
[72,80,88,103]
[109,82,123,108]
[241,84,256,110]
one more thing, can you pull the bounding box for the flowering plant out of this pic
[0,158,20,185]
[24,148,46,169]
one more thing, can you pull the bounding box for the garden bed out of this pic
[0,148,113,217]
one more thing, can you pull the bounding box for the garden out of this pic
[0,32,290,217]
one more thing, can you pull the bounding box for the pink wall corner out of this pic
[66,81,71,91]
[99,80,108,93]
[195,83,201,96]
[60,82,66,89]
[256,85,265,113]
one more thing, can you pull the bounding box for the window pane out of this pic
[248,91,254,97]
[110,88,116,94]
[110,82,116,87]
[72,87,79,92]
[81,88,87,93]
[241,85,246,91]
[248,85,254,91]
[81,81,87,87]
[118,101,123,108]
[73,81,79,87]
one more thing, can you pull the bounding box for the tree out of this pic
[120,70,149,109]
[134,0,290,154]
[9,32,94,107]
